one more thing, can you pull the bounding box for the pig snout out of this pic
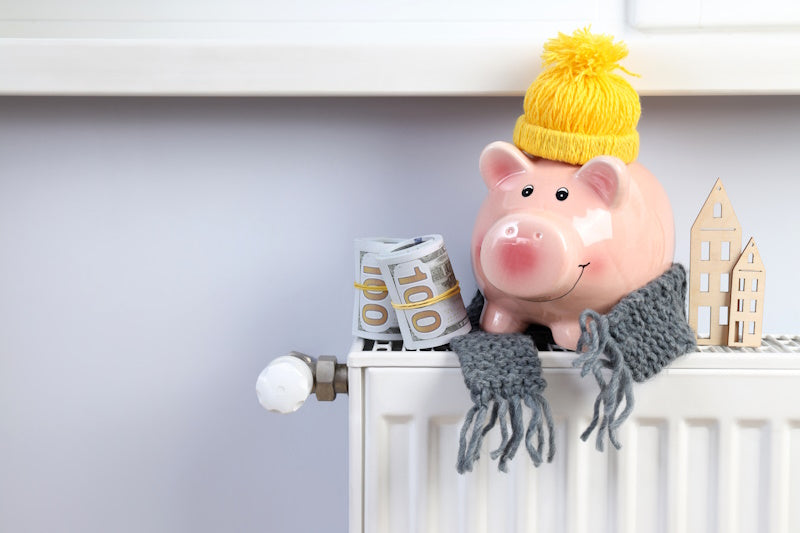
[479,214,579,299]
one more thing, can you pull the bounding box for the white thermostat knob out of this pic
[256,354,314,414]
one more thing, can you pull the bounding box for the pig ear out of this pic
[575,156,630,208]
[479,141,533,189]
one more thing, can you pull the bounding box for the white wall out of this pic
[0,96,798,532]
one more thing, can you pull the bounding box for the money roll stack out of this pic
[353,235,471,349]
[352,238,405,341]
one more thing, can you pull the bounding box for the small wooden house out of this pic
[728,238,766,346]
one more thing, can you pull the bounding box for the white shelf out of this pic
[2,0,800,95]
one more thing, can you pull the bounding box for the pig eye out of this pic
[556,187,569,201]
[521,185,534,197]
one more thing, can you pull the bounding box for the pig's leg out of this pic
[550,320,581,351]
[480,302,527,333]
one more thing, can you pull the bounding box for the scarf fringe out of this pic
[572,310,635,451]
[456,392,554,474]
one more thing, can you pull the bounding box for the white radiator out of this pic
[343,336,800,533]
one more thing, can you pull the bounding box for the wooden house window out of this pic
[721,241,730,261]
[698,306,711,338]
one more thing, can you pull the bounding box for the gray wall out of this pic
[1,96,798,532]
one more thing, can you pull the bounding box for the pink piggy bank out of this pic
[472,141,674,350]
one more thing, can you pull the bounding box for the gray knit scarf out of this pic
[450,264,696,473]
[451,329,554,473]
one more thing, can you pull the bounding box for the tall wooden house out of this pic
[689,179,742,345]
[689,179,765,347]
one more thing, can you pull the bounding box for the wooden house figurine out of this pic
[689,179,742,345]
[689,179,766,347]
[728,238,766,346]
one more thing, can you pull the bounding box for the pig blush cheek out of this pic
[584,257,603,277]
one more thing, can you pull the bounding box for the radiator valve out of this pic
[256,352,347,414]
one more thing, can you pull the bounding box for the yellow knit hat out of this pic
[513,28,641,165]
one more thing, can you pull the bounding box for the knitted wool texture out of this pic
[573,263,697,450]
[451,331,554,473]
[513,27,641,165]
[450,264,696,472]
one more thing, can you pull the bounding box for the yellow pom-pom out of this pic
[541,27,636,79]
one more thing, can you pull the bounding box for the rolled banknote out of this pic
[353,237,405,341]
[376,234,471,349]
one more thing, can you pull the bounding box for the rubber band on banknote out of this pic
[391,282,461,310]
[354,281,388,294]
